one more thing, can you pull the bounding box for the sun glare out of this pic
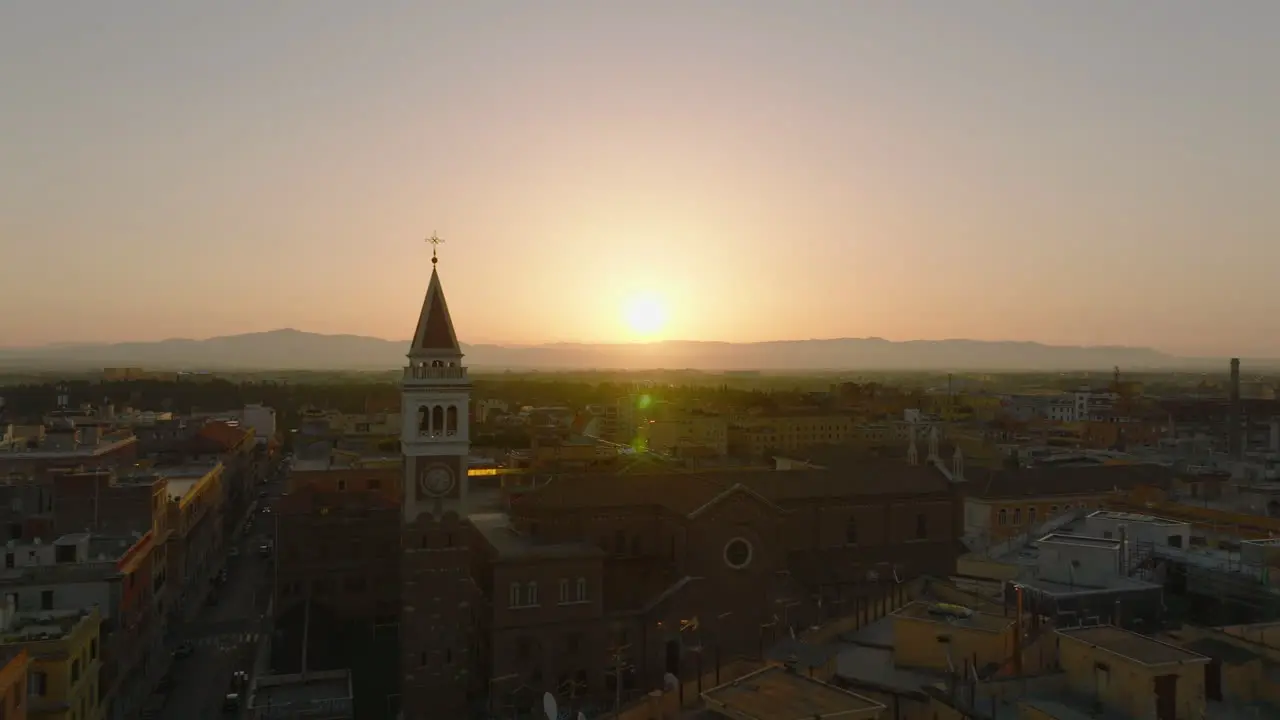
[624,294,668,339]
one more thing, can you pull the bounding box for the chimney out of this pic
[1229,358,1242,459]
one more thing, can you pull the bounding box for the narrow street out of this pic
[161,533,267,719]
[153,461,286,719]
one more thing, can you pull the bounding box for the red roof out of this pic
[196,421,251,452]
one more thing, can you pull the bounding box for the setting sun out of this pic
[623,294,668,339]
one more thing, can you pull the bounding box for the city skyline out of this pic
[3,2,1279,355]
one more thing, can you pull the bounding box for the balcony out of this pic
[403,365,468,381]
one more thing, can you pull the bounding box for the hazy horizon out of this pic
[4,2,1278,355]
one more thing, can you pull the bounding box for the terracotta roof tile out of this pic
[971,463,1173,500]
[195,421,251,452]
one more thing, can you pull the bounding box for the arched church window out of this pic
[417,406,430,434]
[432,406,444,436]
[446,406,458,435]
[431,360,444,367]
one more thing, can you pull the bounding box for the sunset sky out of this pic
[3,2,1278,355]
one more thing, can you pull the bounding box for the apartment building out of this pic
[0,605,103,720]
[0,532,164,720]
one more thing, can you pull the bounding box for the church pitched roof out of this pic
[409,266,461,355]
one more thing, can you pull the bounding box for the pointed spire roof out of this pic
[408,264,461,357]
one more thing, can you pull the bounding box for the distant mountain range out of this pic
[0,329,1263,372]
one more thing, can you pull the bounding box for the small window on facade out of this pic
[525,581,539,606]
[559,578,570,604]
[845,517,858,545]
[575,577,588,602]
[1028,508,1037,525]
[509,582,521,608]
[1013,508,1021,525]
[337,479,346,491]
[998,509,1008,525]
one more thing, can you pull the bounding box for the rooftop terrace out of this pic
[894,601,1014,634]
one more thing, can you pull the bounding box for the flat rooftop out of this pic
[1,609,93,643]
[1016,574,1161,599]
[1087,510,1186,527]
[160,462,218,478]
[164,477,201,501]
[1037,533,1120,550]
[1058,626,1208,667]
[703,665,885,719]
[250,670,352,712]
[893,601,1014,634]
[470,513,604,561]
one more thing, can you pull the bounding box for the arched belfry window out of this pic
[418,406,430,434]
[432,406,444,436]
[446,406,459,435]
[431,360,444,368]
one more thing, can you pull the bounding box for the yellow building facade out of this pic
[2,607,102,720]
[1057,626,1207,720]
[890,602,1017,672]
[645,415,729,456]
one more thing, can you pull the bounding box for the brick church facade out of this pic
[395,251,965,718]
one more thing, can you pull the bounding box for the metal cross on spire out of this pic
[426,232,444,265]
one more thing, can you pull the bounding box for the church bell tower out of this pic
[399,236,477,720]
[401,236,471,522]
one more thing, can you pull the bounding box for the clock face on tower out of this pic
[419,464,456,496]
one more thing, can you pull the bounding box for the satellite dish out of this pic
[578,714,587,720]
[542,692,558,720]
[663,672,680,692]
